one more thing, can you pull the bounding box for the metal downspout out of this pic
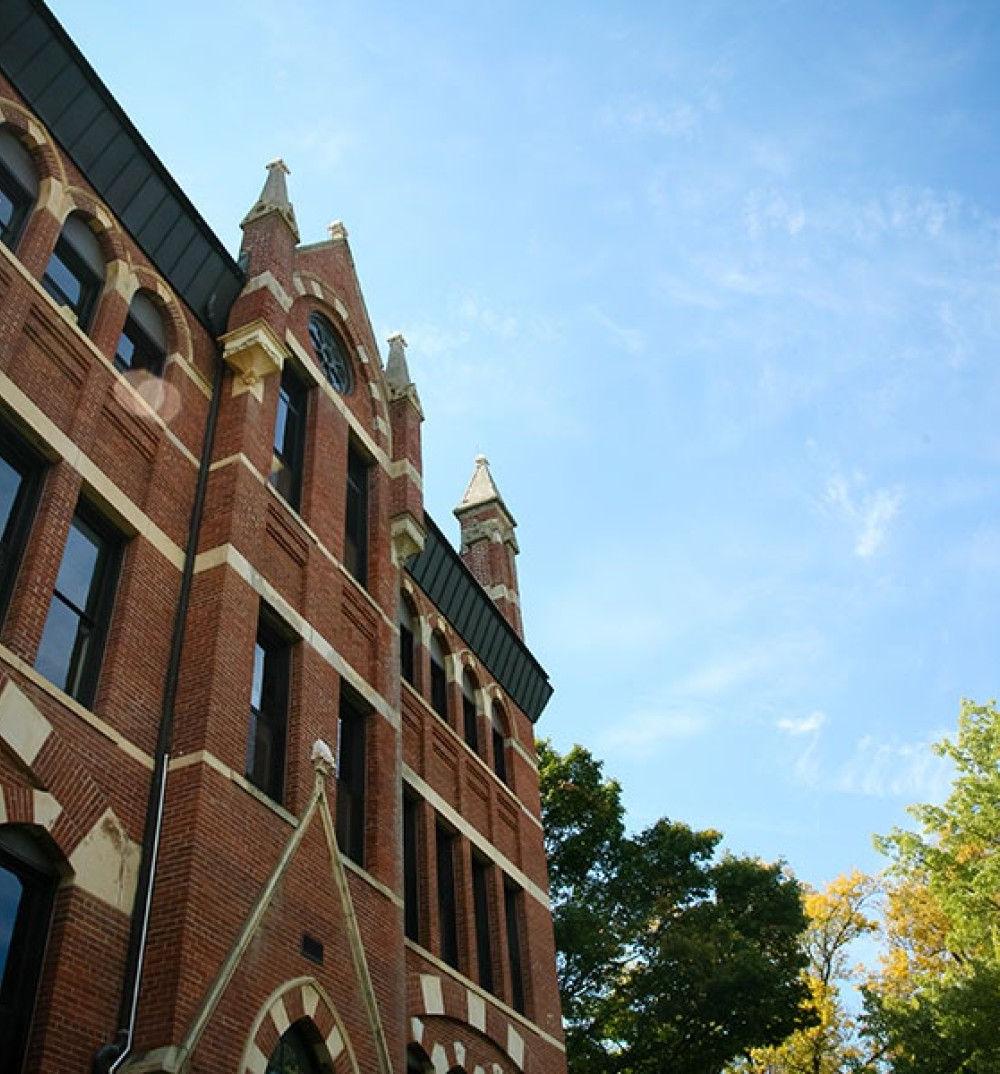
[93,351,226,1074]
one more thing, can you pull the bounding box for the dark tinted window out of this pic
[430,633,448,721]
[504,880,525,1013]
[0,831,58,1073]
[399,595,416,686]
[270,362,308,510]
[35,504,121,706]
[0,129,37,251]
[492,704,508,785]
[472,853,494,992]
[115,294,166,377]
[344,442,369,586]
[42,214,104,330]
[266,1019,324,1074]
[436,821,459,970]
[0,427,43,622]
[462,672,479,752]
[245,612,290,802]
[403,792,419,942]
[336,687,367,866]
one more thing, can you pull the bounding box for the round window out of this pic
[308,312,354,395]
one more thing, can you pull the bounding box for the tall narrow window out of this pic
[0,128,38,251]
[41,212,105,330]
[462,670,479,752]
[35,502,121,707]
[115,291,166,377]
[399,593,416,687]
[504,880,525,1014]
[0,828,60,1073]
[435,821,459,970]
[491,703,508,785]
[336,686,367,866]
[270,362,308,510]
[472,853,494,992]
[403,791,420,942]
[344,441,369,587]
[245,611,290,803]
[0,425,43,623]
[429,632,448,721]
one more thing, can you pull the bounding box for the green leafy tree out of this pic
[863,700,1000,1073]
[539,740,814,1074]
[735,871,883,1074]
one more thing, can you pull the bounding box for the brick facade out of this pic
[0,6,564,1073]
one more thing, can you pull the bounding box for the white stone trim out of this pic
[0,644,155,770]
[242,270,294,313]
[193,542,398,729]
[0,372,187,570]
[285,330,389,466]
[402,767,549,909]
[405,945,565,1053]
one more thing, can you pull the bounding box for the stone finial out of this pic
[456,454,505,514]
[311,738,336,777]
[385,333,412,391]
[241,158,300,242]
[328,220,349,241]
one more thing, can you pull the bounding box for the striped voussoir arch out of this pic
[240,976,359,1074]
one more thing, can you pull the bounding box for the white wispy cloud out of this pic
[777,711,827,736]
[835,733,953,800]
[823,473,904,558]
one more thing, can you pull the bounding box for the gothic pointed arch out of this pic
[240,976,360,1074]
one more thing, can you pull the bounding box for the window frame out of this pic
[335,684,368,867]
[402,790,420,943]
[245,609,291,803]
[491,702,509,785]
[429,632,448,722]
[270,360,308,511]
[435,819,459,970]
[41,226,103,331]
[399,593,416,687]
[0,161,33,252]
[504,879,526,1014]
[114,310,166,378]
[34,499,123,708]
[471,851,494,993]
[462,670,479,753]
[344,440,370,588]
[0,423,44,626]
[0,830,60,1074]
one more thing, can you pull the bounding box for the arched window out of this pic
[0,126,38,251]
[266,1018,330,1074]
[399,593,417,686]
[429,632,448,721]
[491,702,508,785]
[115,290,167,376]
[42,212,105,330]
[462,669,479,752]
[406,1044,434,1073]
[308,311,354,395]
[0,826,62,1070]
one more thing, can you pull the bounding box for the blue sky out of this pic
[52,1,1000,888]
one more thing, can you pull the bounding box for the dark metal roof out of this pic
[407,515,553,722]
[0,0,245,334]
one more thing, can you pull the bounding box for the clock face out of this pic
[308,312,354,395]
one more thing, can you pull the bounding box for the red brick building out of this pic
[0,4,565,1073]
